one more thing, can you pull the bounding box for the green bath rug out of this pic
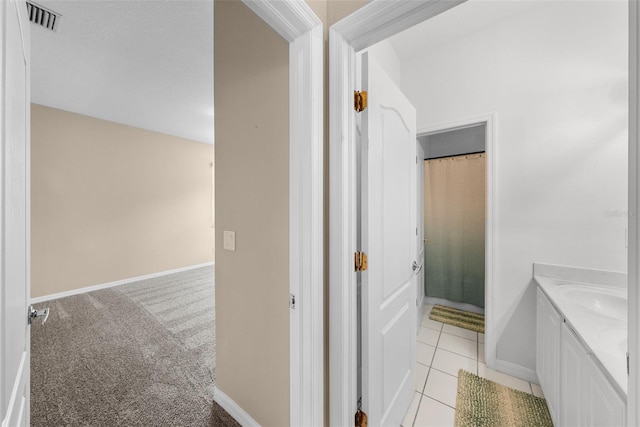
[455,370,553,427]
[429,304,485,333]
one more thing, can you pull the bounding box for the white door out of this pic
[361,53,417,426]
[1,0,31,426]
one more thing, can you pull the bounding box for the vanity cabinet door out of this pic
[536,288,562,425]
[561,322,587,427]
[584,355,626,427]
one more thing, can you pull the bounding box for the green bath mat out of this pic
[455,370,553,427]
[429,304,485,333]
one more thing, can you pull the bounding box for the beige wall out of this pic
[214,2,290,426]
[31,104,214,298]
[214,1,368,425]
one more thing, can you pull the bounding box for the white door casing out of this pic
[1,0,30,426]
[629,1,640,426]
[360,53,417,426]
[416,140,425,327]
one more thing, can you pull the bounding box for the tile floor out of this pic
[402,304,545,427]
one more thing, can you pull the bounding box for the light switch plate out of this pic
[223,230,236,251]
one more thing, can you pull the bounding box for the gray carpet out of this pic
[31,265,239,426]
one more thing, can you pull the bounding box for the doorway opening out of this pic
[27,1,221,425]
[334,0,629,424]
[419,124,487,317]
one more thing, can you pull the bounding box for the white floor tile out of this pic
[478,362,531,394]
[424,369,458,408]
[415,363,429,393]
[413,396,455,427]
[421,317,444,331]
[417,327,440,346]
[531,382,545,398]
[424,304,435,312]
[417,342,436,366]
[442,324,477,341]
[402,392,422,427]
[432,348,477,377]
[478,332,485,343]
[437,333,477,360]
[478,343,485,363]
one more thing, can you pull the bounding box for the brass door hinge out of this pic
[355,409,368,427]
[354,251,368,272]
[354,90,368,112]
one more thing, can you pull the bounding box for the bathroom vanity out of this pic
[534,264,627,426]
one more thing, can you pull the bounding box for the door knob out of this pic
[412,260,423,274]
[28,305,50,326]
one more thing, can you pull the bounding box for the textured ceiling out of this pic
[31,0,214,144]
[388,0,537,61]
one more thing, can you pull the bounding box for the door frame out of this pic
[329,2,465,424]
[629,1,639,425]
[238,2,324,426]
[418,114,495,363]
[330,2,640,426]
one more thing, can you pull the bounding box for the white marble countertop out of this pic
[533,263,627,397]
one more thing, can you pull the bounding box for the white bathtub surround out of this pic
[534,263,627,426]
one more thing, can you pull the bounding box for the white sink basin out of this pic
[598,327,627,354]
[557,285,626,320]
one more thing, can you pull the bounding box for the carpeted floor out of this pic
[455,370,553,427]
[31,265,239,426]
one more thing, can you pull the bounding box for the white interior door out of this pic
[1,0,30,426]
[361,53,417,426]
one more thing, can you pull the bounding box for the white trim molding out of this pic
[214,386,261,427]
[629,0,639,425]
[495,359,539,384]
[288,20,324,427]
[333,0,466,52]
[29,262,214,304]
[242,0,319,43]
[329,27,358,427]
[329,2,467,425]
[241,1,324,426]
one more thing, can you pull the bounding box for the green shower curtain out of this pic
[424,153,485,308]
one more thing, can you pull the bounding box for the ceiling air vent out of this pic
[26,1,60,31]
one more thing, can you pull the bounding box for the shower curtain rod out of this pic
[424,150,485,161]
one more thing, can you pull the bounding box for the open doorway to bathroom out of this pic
[419,124,487,316]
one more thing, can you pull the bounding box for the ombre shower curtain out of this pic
[424,153,485,308]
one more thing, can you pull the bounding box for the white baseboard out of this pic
[30,262,214,304]
[495,358,539,384]
[424,296,485,315]
[214,386,260,427]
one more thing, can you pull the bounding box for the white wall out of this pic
[401,1,628,375]
[363,39,403,89]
